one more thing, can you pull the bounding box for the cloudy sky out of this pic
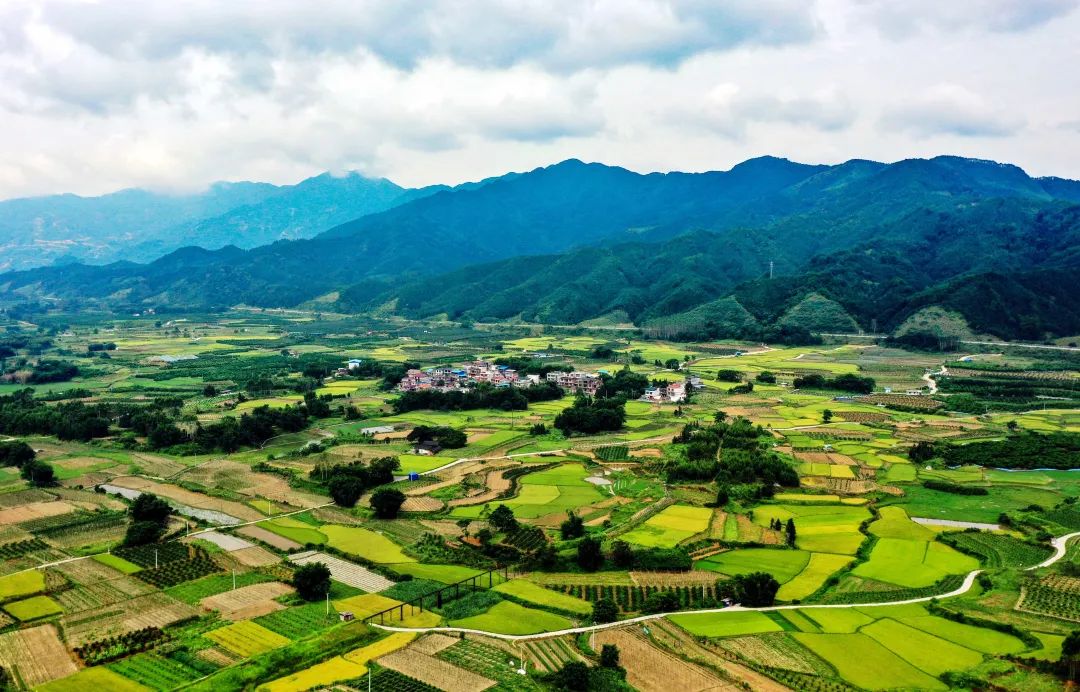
[1,0,1079,198]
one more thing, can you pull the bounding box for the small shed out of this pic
[339,611,355,622]
[408,472,420,481]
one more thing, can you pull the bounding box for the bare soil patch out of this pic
[591,628,733,692]
[0,500,76,524]
[201,581,294,620]
[0,624,78,687]
[378,649,495,691]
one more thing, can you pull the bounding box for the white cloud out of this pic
[880,85,1024,138]
[0,0,1077,198]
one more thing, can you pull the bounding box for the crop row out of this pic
[19,510,125,533]
[109,652,208,691]
[115,541,200,569]
[812,574,965,604]
[364,668,440,692]
[436,640,524,685]
[0,538,48,559]
[74,626,167,665]
[550,584,721,611]
[135,552,221,588]
[942,531,1052,569]
[504,525,547,552]
[594,445,629,461]
[1019,577,1080,621]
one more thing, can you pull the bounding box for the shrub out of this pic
[370,488,406,519]
[293,563,331,601]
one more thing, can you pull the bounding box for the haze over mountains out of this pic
[2,155,1079,342]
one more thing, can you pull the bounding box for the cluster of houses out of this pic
[641,375,703,404]
[397,360,540,392]
[544,370,603,396]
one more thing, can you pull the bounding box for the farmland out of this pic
[0,311,1076,690]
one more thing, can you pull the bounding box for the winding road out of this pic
[370,532,1080,642]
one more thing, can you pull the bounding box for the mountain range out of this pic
[1,155,1079,341]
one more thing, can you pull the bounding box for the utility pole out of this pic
[155,549,159,569]
[769,261,774,279]
[232,569,236,591]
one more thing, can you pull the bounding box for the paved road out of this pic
[371,532,1080,642]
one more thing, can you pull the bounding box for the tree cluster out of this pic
[406,425,467,449]
[793,373,875,394]
[124,493,172,546]
[941,432,1080,470]
[314,457,400,508]
[393,381,563,413]
[554,395,626,436]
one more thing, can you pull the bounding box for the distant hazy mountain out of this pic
[2,155,1079,340]
[0,172,440,271]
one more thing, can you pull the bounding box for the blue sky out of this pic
[0,0,1078,197]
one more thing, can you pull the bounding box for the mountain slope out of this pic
[2,155,1079,341]
[0,172,437,270]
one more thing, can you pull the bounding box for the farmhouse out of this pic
[397,360,525,392]
[545,370,602,395]
[642,379,689,403]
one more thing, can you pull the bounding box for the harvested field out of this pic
[128,452,187,477]
[630,571,724,587]
[206,620,290,658]
[230,545,280,567]
[0,624,78,687]
[402,496,444,512]
[177,460,327,508]
[108,477,264,521]
[411,633,460,655]
[236,525,301,550]
[60,592,198,646]
[192,530,254,551]
[717,632,831,675]
[591,628,736,691]
[378,649,495,692]
[49,488,126,511]
[447,468,514,508]
[289,550,395,592]
[0,489,55,508]
[201,581,294,620]
[648,619,793,691]
[0,500,76,524]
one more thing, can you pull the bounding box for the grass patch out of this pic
[793,632,945,690]
[94,553,143,574]
[257,517,327,545]
[37,667,150,692]
[668,610,784,637]
[622,504,711,548]
[852,538,978,588]
[206,620,291,658]
[861,618,982,676]
[321,525,414,563]
[696,548,810,584]
[0,570,45,599]
[2,594,62,620]
[387,563,484,583]
[493,579,592,615]
[777,553,853,601]
[451,601,572,635]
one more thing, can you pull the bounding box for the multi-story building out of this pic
[545,370,602,396]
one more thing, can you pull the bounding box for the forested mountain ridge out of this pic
[0,171,439,271]
[2,155,1079,340]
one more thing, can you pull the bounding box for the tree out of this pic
[600,644,620,668]
[293,562,332,601]
[328,475,365,508]
[203,384,218,397]
[715,484,730,507]
[475,528,493,545]
[755,371,777,384]
[611,540,634,568]
[131,493,171,525]
[822,409,833,423]
[593,598,618,624]
[123,520,164,546]
[20,459,55,487]
[1062,630,1080,680]
[641,590,680,614]
[561,511,585,539]
[370,488,406,519]
[489,504,519,533]
[553,661,591,691]
[577,537,604,571]
[0,441,35,467]
[908,440,936,463]
[456,518,472,536]
[732,572,780,607]
[529,423,548,436]
[713,411,727,424]
[785,518,797,547]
